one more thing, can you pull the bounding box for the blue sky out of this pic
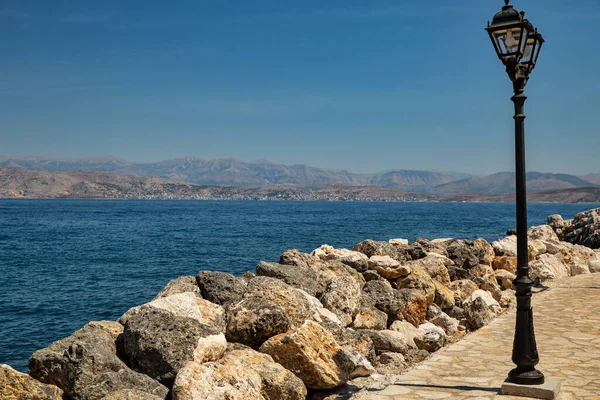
[1,0,599,174]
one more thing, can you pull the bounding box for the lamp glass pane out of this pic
[531,37,542,64]
[493,27,523,55]
[521,37,536,63]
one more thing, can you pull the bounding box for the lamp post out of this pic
[486,1,545,386]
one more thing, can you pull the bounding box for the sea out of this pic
[1,200,598,372]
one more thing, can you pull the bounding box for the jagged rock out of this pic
[447,265,471,281]
[469,264,495,279]
[389,238,409,246]
[446,306,465,320]
[528,224,561,242]
[196,271,246,306]
[352,240,411,262]
[259,321,354,389]
[1,363,63,400]
[492,256,517,274]
[154,276,201,300]
[29,321,168,400]
[120,293,226,386]
[494,269,516,290]
[343,350,376,379]
[529,253,570,281]
[446,239,493,269]
[470,276,502,302]
[411,256,451,286]
[590,260,600,273]
[361,280,404,322]
[280,249,320,268]
[433,280,455,310]
[499,289,516,309]
[375,352,408,374]
[103,390,164,400]
[388,320,422,348]
[352,307,388,330]
[448,279,479,301]
[396,266,436,306]
[463,290,502,330]
[548,214,572,240]
[256,261,323,297]
[363,329,414,355]
[321,276,362,326]
[367,256,411,279]
[407,245,427,260]
[492,235,539,260]
[426,305,459,336]
[311,245,370,273]
[415,323,446,352]
[328,327,376,363]
[415,237,452,257]
[398,289,428,327]
[226,277,313,348]
[172,344,307,400]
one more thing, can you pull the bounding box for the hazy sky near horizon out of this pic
[1,0,599,175]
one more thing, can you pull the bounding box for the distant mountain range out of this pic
[0,156,597,195]
[2,167,599,203]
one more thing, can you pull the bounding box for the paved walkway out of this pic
[357,273,600,400]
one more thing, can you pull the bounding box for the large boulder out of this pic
[433,280,455,310]
[321,276,362,327]
[363,329,414,355]
[256,261,323,297]
[1,364,63,400]
[492,256,517,274]
[415,323,446,352]
[374,352,408,374]
[411,255,452,286]
[529,253,571,281]
[172,344,306,400]
[463,290,502,330]
[396,266,436,306]
[226,277,314,348]
[102,390,164,400]
[311,245,369,273]
[495,269,516,290]
[120,293,226,386]
[29,321,168,400]
[547,214,572,240]
[448,279,479,301]
[388,320,422,349]
[279,249,320,268]
[563,208,600,249]
[259,321,354,390]
[361,280,404,323]
[367,256,411,279]
[352,240,411,263]
[426,304,459,336]
[352,307,388,330]
[196,271,247,306]
[154,276,201,300]
[398,289,428,327]
[446,239,492,269]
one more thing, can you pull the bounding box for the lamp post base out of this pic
[508,367,545,385]
[502,378,560,400]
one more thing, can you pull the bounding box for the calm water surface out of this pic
[1,200,597,372]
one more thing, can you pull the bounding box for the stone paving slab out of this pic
[358,273,600,400]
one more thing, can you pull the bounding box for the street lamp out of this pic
[486,1,545,386]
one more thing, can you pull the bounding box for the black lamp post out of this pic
[486,1,545,386]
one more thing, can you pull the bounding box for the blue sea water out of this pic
[1,200,598,372]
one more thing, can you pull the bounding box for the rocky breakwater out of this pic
[4,208,600,400]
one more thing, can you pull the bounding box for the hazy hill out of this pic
[581,174,600,185]
[429,172,598,196]
[366,170,471,192]
[0,156,468,191]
